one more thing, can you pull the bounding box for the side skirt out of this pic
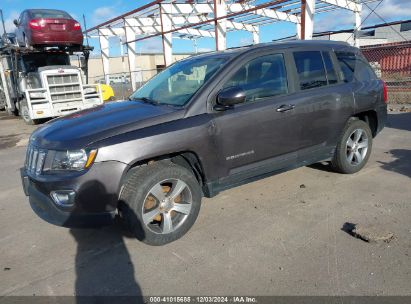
[203,148,334,198]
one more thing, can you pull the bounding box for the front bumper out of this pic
[20,161,128,228]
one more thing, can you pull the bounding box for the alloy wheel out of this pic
[346,128,369,166]
[142,178,193,234]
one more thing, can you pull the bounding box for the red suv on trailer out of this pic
[14,9,83,48]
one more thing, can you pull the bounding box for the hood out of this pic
[31,101,184,150]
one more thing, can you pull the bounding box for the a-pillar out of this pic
[214,0,227,51]
[98,30,110,84]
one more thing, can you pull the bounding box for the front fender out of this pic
[93,114,220,181]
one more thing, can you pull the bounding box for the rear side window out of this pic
[335,51,376,82]
[223,54,288,102]
[322,52,338,84]
[293,51,328,90]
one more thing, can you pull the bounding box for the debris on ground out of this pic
[342,222,395,243]
[4,267,10,271]
[299,184,306,189]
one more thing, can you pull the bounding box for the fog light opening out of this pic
[50,190,76,208]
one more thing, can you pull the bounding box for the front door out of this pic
[212,53,300,181]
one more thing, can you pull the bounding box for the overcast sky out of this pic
[1,0,410,55]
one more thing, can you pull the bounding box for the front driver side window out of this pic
[223,54,288,103]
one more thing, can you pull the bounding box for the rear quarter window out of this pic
[335,51,377,82]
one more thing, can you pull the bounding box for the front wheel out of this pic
[331,119,373,174]
[119,161,202,246]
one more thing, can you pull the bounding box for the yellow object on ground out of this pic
[96,84,115,101]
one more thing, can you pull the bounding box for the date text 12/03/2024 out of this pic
[147,296,257,303]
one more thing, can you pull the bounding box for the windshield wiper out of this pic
[129,96,159,105]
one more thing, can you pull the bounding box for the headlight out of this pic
[29,91,46,99]
[49,149,97,171]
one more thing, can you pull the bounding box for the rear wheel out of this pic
[331,119,373,174]
[119,161,202,246]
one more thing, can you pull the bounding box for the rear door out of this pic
[211,52,300,180]
[288,49,354,161]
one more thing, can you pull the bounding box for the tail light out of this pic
[381,80,388,104]
[73,22,81,31]
[29,19,41,30]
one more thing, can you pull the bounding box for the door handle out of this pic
[276,104,295,112]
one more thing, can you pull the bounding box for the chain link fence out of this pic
[361,41,411,104]
[88,69,162,101]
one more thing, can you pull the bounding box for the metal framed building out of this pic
[84,0,381,90]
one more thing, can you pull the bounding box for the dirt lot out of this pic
[0,110,410,297]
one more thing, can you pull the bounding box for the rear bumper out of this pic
[375,104,387,135]
[20,160,127,228]
[30,32,83,46]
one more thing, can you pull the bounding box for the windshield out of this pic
[129,55,228,106]
[20,53,70,73]
[29,10,72,19]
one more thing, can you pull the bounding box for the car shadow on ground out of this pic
[66,180,146,303]
[387,112,411,132]
[307,161,337,173]
[377,149,411,178]
[70,218,145,303]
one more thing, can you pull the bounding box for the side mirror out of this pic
[214,86,246,111]
[13,19,19,26]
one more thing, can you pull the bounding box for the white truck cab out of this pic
[0,45,103,124]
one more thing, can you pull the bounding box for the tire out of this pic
[119,161,202,246]
[331,119,373,174]
[20,99,38,125]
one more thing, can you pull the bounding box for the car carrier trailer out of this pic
[0,29,103,124]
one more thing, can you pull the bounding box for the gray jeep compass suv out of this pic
[21,41,387,245]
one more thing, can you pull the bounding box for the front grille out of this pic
[25,145,47,176]
[49,84,80,93]
[46,73,83,103]
[47,74,79,85]
[51,92,82,101]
